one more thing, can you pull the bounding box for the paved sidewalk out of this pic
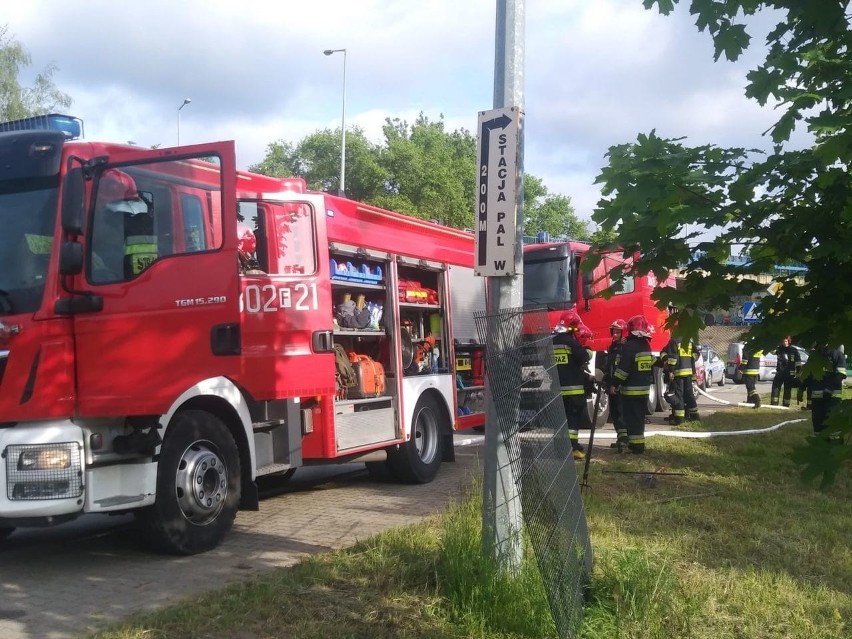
[0,444,482,639]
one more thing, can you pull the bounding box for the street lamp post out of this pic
[177,98,191,146]
[323,48,347,196]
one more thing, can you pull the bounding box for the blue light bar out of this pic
[0,113,84,140]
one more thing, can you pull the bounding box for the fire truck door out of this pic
[238,195,335,399]
[71,144,241,417]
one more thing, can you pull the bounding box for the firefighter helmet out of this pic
[626,314,653,338]
[577,325,593,346]
[100,169,148,216]
[237,223,257,259]
[610,319,627,334]
[99,169,138,201]
[555,309,583,333]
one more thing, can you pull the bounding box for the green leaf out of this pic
[713,21,751,62]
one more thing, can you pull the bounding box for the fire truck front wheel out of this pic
[387,395,446,484]
[137,410,241,555]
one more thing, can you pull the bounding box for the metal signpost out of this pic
[479,0,525,569]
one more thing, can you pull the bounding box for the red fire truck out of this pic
[0,114,487,554]
[523,238,674,422]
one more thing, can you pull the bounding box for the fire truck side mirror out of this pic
[61,168,85,236]
[59,241,83,275]
[582,271,593,309]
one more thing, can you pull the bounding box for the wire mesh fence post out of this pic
[476,306,593,637]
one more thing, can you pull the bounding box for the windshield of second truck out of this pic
[0,176,59,316]
[522,253,575,307]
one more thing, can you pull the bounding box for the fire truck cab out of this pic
[0,115,486,553]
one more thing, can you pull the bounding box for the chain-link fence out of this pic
[475,306,592,638]
[699,325,750,357]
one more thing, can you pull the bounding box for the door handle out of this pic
[312,330,334,353]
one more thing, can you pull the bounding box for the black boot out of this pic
[628,442,646,454]
[610,433,629,451]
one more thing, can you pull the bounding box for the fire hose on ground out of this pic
[579,383,807,443]
[693,382,794,410]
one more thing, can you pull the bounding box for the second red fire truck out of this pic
[0,114,487,554]
[523,238,674,423]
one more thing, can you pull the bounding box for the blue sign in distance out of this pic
[741,301,760,324]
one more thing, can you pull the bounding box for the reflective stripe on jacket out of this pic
[553,333,590,397]
[674,342,696,377]
[613,336,653,397]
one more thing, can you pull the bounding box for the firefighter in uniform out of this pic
[796,360,811,410]
[668,338,699,424]
[237,222,265,275]
[660,335,679,422]
[740,344,763,407]
[807,344,847,435]
[552,309,591,460]
[610,315,655,454]
[771,336,800,407]
[603,319,626,435]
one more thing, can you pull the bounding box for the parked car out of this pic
[725,342,809,383]
[698,345,725,389]
[694,349,706,389]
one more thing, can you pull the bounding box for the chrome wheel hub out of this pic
[175,443,227,525]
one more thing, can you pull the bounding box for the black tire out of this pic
[136,410,241,555]
[701,373,709,391]
[649,367,663,413]
[0,527,14,541]
[387,394,445,484]
[717,373,725,387]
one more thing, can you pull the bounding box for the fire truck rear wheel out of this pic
[0,527,14,541]
[650,367,663,413]
[387,395,445,484]
[137,410,241,555]
[582,388,609,429]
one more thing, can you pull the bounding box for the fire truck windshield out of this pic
[522,249,576,308]
[0,176,59,316]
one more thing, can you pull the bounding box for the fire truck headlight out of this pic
[18,447,72,471]
[6,443,83,501]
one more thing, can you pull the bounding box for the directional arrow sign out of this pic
[474,106,519,276]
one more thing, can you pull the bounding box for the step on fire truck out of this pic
[0,114,486,554]
[523,237,675,425]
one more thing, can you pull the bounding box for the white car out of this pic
[725,342,808,383]
[697,345,725,389]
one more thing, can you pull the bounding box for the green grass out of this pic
[88,410,851,639]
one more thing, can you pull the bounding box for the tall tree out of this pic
[522,174,587,239]
[374,114,477,228]
[0,25,71,120]
[249,128,385,203]
[590,1,851,485]
[252,113,582,234]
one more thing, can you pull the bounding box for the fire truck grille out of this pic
[5,443,83,501]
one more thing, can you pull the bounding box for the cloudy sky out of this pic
[4,0,787,224]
